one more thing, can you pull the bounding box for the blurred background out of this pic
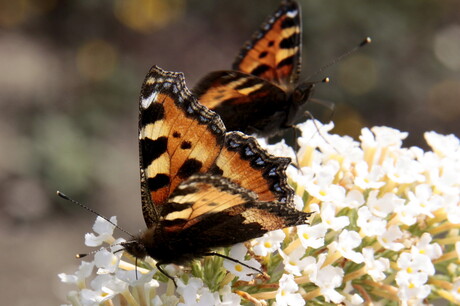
[0,0,458,304]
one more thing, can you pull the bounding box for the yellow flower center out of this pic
[264,241,272,248]
[406,267,413,273]
[319,190,327,196]
[235,264,243,272]
[303,233,310,239]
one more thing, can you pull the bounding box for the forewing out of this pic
[138,66,226,227]
[233,0,302,88]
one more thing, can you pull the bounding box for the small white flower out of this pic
[297,120,334,151]
[424,131,460,159]
[377,225,404,251]
[279,246,309,276]
[177,277,216,306]
[85,216,117,247]
[396,271,431,303]
[223,244,260,282]
[411,233,442,260]
[297,223,327,249]
[275,274,305,306]
[293,194,305,211]
[354,161,385,190]
[320,202,350,231]
[256,137,296,160]
[115,269,157,287]
[383,151,425,184]
[360,126,408,149]
[406,184,443,219]
[367,190,404,218]
[59,260,94,287]
[357,206,387,237]
[81,274,121,306]
[397,252,435,276]
[328,230,364,264]
[313,256,345,304]
[362,247,390,281]
[342,189,365,209]
[94,248,120,274]
[252,229,285,257]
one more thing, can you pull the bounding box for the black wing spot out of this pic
[277,55,295,69]
[141,103,165,127]
[147,174,170,191]
[281,17,296,29]
[251,64,271,77]
[258,51,268,59]
[181,141,192,150]
[210,164,224,176]
[178,159,203,179]
[279,34,299,49]
[173,131,181,138]
[268,40,275,47]
[141,137,168,167]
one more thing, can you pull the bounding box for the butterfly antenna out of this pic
[305,37,371,81]
[56,191,135,239]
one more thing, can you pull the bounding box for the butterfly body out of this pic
[123,65,310,273]
[193,0,314,137]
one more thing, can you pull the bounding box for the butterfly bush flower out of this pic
[59,122,459,305]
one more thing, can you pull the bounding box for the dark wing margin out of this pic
[232,0,302,88]
[213,131,295,205]
[138,66,226,228]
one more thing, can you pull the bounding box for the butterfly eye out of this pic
[293,83,315,105]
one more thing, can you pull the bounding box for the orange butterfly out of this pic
[193,0,314,137]
[122,66,311,283]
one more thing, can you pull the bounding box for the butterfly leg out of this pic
[156,262,177,287]
[204,252,264,275]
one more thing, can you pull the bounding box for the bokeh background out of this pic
[0,0,459,304]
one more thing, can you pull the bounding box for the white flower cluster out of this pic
[257,121,459,305]
[59,122,460,305]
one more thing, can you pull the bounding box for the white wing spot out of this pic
[286,10,298,18]
[141,91,159,109]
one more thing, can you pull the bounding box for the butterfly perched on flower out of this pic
[193,0,314,137]
[122,65,311,282]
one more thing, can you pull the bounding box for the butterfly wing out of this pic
[213,131,293,203]
[193,71,290,135]
[162,173,309,247]
[138,66,226,227]
[135,66,310,266]
[233,0,302,89]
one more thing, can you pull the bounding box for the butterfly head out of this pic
[292,82,316,106]
[122,238,148,260]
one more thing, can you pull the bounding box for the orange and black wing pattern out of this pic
[138,66,226,227]
[192,71,288,134]
[131,66,310,265]
[232,0,302,88]
[193,0,311,137]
